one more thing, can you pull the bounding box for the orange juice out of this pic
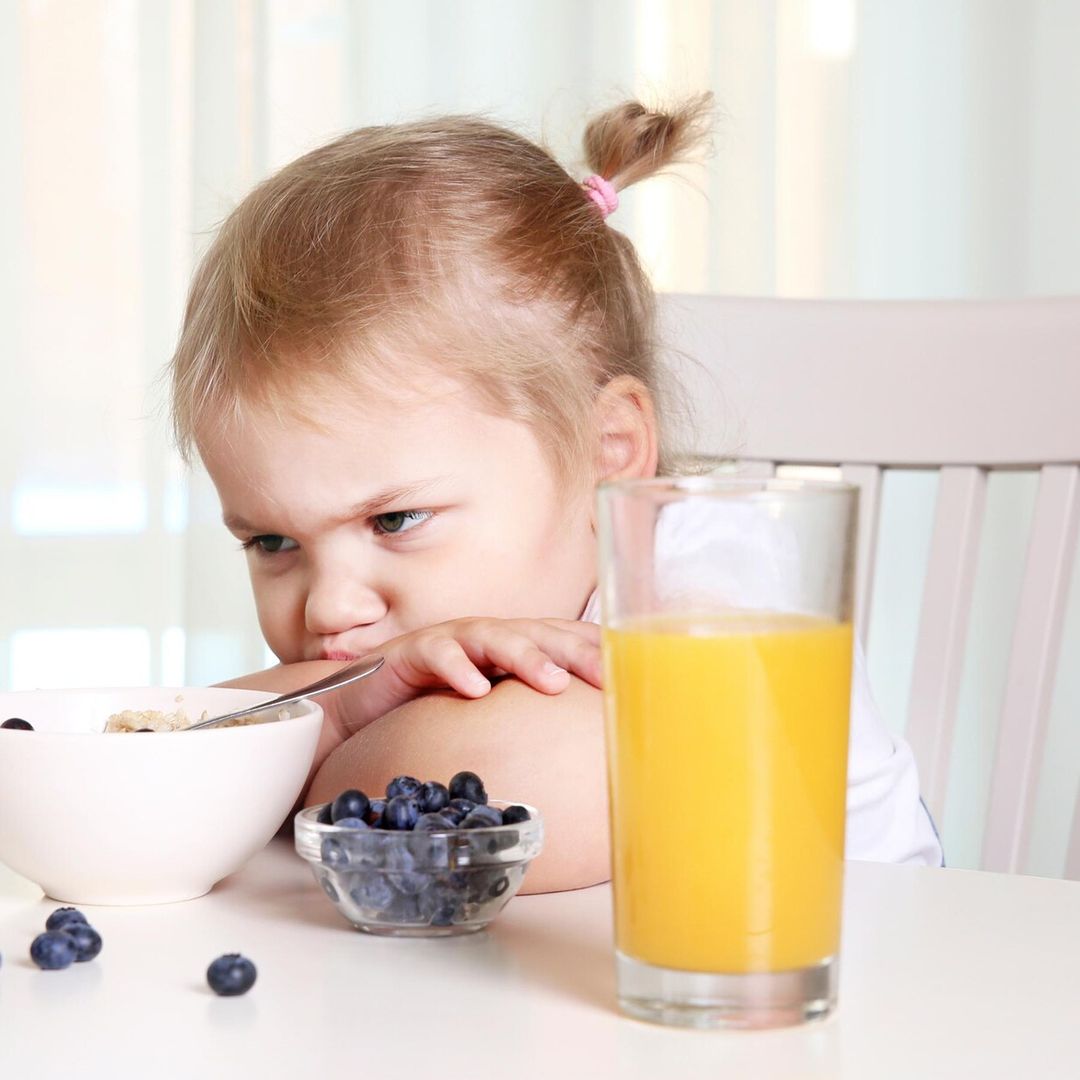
[603,613,852,974]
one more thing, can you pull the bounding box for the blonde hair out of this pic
[169,95,714,479]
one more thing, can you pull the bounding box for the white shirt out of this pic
[582,500,945,868]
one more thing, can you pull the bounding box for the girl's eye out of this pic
[244,534,299,554]
[373,510,433,536]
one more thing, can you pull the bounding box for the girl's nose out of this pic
[304,567,389,637]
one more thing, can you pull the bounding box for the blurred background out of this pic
[1,0,1078,874]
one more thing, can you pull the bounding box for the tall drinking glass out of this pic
[597,477,858,1029]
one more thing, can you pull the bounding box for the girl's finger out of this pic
[538,618,601,643]
[454,625,587,694]
[510,621,603,687]
[403,636,493,698]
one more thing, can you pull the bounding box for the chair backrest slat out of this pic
[840,464,883,646]
[736,460,777,479]
[1065,793,1080,881]
[982,464,1080,873]
[904,467,989,822]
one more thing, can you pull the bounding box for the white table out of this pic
[2,838,1079,1079]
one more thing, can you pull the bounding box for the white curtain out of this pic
[2,0,1078,874]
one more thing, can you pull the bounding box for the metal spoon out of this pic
[182,655,385,731]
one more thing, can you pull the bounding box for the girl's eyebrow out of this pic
[343,478,450,522]
[223,477,449,533]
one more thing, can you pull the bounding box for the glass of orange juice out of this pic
[597,475,858,1029]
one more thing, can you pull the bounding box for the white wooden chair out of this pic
[658,293,1080,877]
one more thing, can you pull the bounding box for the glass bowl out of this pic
[294,801,544,937]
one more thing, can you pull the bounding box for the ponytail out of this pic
[582,93,715,193]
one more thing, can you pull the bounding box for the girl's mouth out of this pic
[320,650,358,662]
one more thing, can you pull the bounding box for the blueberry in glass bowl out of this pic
[294,786,543,937]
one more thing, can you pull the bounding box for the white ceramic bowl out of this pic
[0,686,323,905]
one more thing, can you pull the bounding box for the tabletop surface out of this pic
[2,837,1079,1079]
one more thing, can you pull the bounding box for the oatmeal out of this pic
[104,708,282,732]
[105,708,206,732]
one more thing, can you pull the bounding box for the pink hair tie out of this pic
[582,174,619,219]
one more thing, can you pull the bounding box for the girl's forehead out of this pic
[219,365,484,439]
[197,371,542,485]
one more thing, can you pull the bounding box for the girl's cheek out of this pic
[256,588,307,662]
[253,576,302,625]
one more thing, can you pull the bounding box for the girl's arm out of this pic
[305,676,611,895]
[217,617,602,819]
[218,660,355,796]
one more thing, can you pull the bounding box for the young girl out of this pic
[169,96,943,892]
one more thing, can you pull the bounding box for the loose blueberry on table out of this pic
[62,923,103,963]
[206,953,257,996]
[1,717,33,731]
[30,907,104,971]
[30,932,79,971]
[45,906,87,932]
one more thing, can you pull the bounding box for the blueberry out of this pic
[349,874,395,912]
[390,871,430,897]
[418,781,450,814]
[61,922,103,962]
[414,812,456,832]
[386,892,422,922]
[331,789,370,824]
[363,835,391,869]
[446,798,476,822]
[1,718,33,731]
[334,816,369,830]
[316,803,334,825]
[488,875,510,899]
[365,799,387,826]
[206,953,257,997]
[462,805,503,829]
[385,845,416,874]
[382,795,420,831]
[45,907,88,933]
[386,775,422,800]
[321,837,349,868]
[449,771,487,805]
[408,825,452,868]
[320,875,340,902]
[467,868,506,904]
[30,932,78,971]
[501,805,531,825]
[419,880,460,926]
[385,846,430,896]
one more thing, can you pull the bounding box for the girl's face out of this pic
[198,373,598,664]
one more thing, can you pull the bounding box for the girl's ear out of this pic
[593,375,659,484]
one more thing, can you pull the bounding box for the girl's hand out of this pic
[331,617,602,734]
